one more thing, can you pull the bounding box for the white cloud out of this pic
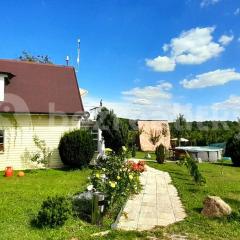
[122,82,172,103]
[172,27,223,64]
[83,95,193,121]
[200,0,220,8]
[145,56,176,72]
[234,8,240,15]
[163,44,169,52]
[83,92,240,121]
[132,98,151,105]
[212,95,240,110]
[146,27,225,71]
[82,82,192,121]
[181,69,240,89]
[218,34,234,46]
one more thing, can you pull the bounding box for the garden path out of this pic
[116,165,186,231]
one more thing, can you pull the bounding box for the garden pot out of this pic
[5,166,13,177]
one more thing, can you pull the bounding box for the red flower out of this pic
[128,160,146,173]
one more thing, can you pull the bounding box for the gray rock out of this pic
[73,191,93,200]
[201,196,232,217]
[72,191,93,222]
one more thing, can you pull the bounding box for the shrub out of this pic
[225,132,240,166]
[227,210,240,222]
[155,144,165,164]
[36,196,72,228]
[30,135,53,167]
[179,154,206,185]
[89,152,143,208]
[58,129,95,168]
[97,108,129,153]
[131,144,137,157]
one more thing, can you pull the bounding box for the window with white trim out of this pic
[0,130,4,152]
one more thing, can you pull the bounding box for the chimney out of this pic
[0,74,6,102]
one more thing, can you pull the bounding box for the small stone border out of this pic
[111,200,127,229]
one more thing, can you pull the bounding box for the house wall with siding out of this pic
[0,114,80,170]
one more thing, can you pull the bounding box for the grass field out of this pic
[135,151,156,160]
[1,162,240,239]
[0,168,95,240]
[0,168,154,240]
[148,161,240,240]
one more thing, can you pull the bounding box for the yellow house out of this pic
[0,59,87,170]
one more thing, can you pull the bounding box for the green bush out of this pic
[178,154,206,185]
[227,210,240,222]
[90,152,142,208]
[155,144,165,164]
[225,132,240,166]
[131,144,137,157]
[97,108,129,153]
[58,129,95,168]
[36,196,72,228]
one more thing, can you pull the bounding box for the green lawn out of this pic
[0,168,156,240]
[135,150,172,161]
[135,151,156,160]
[1,163,240,240]
[0,169,94,240]
[148,161,240,240]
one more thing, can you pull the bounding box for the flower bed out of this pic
[88,151,146,220]
[128,160,146,173]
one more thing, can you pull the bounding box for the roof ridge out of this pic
[0,59,84,114]
[0,59,74,69]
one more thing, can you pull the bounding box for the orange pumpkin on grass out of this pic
[18,171,25,177]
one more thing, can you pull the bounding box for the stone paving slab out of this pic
[116,166,187,231]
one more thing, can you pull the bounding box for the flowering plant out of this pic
[128,160,146,173]
[88,148,145,208]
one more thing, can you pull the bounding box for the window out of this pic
[0,130,4,152]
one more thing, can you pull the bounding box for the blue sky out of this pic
[0,0,240,121]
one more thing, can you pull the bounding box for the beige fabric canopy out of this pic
[171,138,189,142]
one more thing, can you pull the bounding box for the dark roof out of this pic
[0,59,84,115]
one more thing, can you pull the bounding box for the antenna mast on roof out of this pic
[66,56,69,66]
[76,38,80,72]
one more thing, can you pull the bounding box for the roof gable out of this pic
[0,60,84,114]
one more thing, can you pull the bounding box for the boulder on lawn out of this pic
[72,191,93,222]
[201,196,232,217]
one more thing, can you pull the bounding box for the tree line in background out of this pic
[98,110,240,151]
[170,114,240,146]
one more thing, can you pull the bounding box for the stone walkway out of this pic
[116,166,186,231]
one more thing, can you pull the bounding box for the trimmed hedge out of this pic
[58,129,95,168]
[155,144,165,164]
[36,196,72,228]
